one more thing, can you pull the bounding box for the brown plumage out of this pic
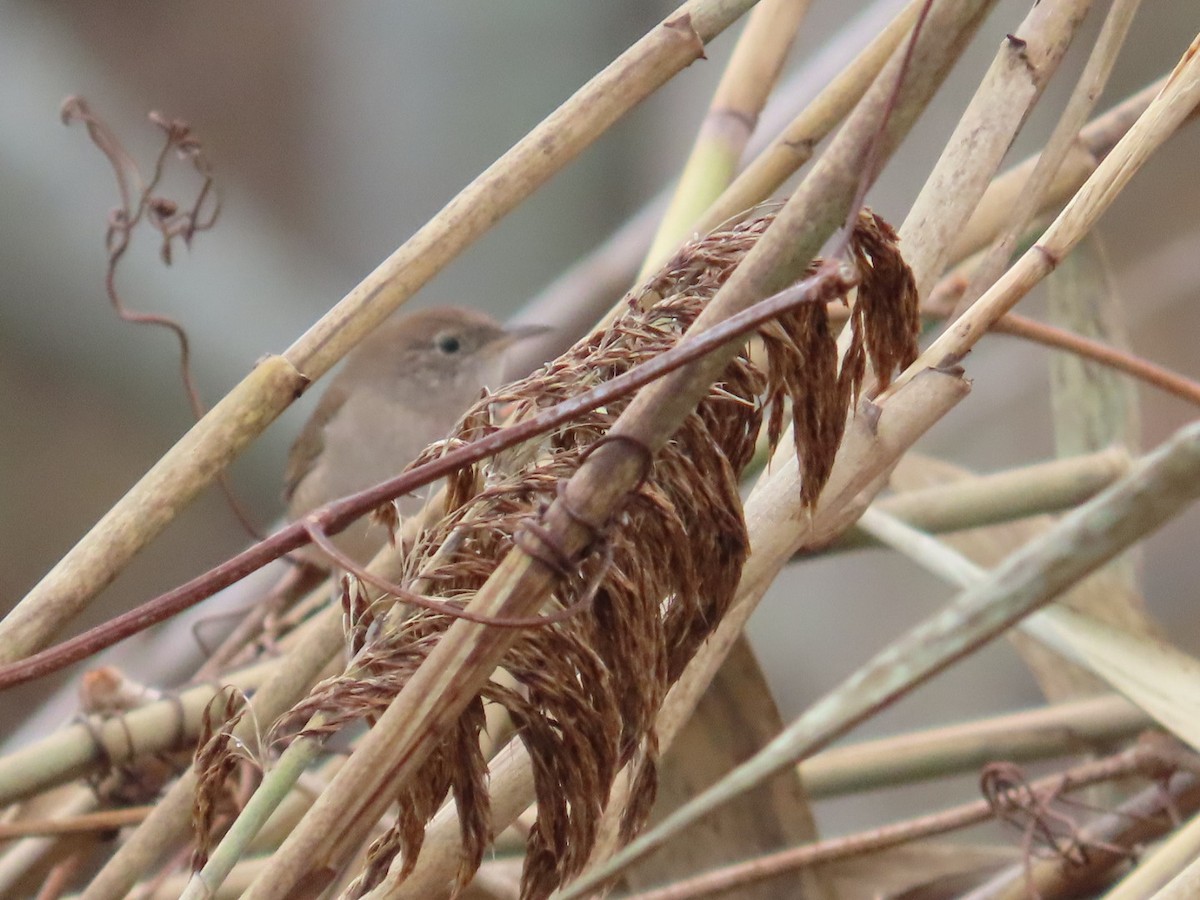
[285,306,542,562]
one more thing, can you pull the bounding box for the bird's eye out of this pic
[435,332,462,355]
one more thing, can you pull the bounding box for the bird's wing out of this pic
[282,382,348,504]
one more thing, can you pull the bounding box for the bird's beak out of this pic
[500,322,554,346]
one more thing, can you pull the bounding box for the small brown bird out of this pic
[284,306,545,563]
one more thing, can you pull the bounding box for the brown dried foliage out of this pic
[190,688,251,871]
[241,210,917,898]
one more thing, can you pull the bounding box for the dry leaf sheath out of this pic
[196,210,918,898]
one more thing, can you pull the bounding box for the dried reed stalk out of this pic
[10,4,1199,899]
[189,208,917,899]
[641,0,813,276]
[199,6,988,897]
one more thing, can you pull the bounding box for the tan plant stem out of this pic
[623,744,1160,900]
[513,0,918,358]
[532,63,1165,361]
[0,789,96,899]
[900,0,1095,298]
[640,0,814,277]
[562,419,1200,896]
[0,658,273,808]
[0,0,760,664]
[690,0,925,240]
[831,448,1130,552]
[901,33,1200,384]
[0,806,150,840]
[947,76,1171,266]
[801,693,1149,799]
[1108,808,1200,898]
[590,0,922,336]
[952,0,1142,319]
[236,5,990,895]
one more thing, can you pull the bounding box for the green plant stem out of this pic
[800,693,1148,799]
[641,0,814,277]
[830,448,1129,551]
[690,0,924,240]
[0,658,273,807]
[180,738,324,900]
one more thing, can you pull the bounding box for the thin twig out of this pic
[0,807,151,842]
[623,745,1168,900]
[906,291,1200,407]
[993,313,1200,407]
[59,98,263,542]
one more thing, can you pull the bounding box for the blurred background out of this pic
[2,0,1198,837]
